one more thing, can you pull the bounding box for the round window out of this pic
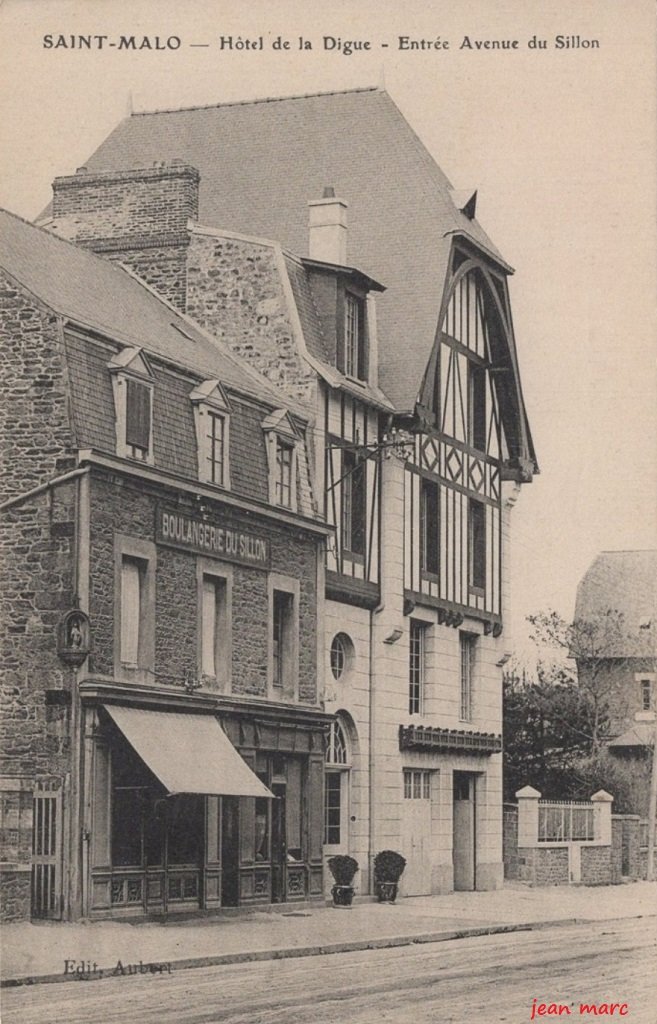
[330,632,353,680]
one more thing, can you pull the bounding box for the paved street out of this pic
[3,917,655,1024]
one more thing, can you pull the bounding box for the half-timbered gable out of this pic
[403,244,534,625]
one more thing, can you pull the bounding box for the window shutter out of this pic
[126,379,151,451]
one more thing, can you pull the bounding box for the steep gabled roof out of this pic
[574,551,657,659]
[65,86,512,411]
[0,207,304,413]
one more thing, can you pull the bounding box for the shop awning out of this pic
[103,705,273,798]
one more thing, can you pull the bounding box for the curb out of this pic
[2,912,653,989]
[0,921,546,989]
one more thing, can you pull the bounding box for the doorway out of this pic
[270,782,287,902]
[453,771,476,891]
[221,797,239,907]
[400,769,434,896]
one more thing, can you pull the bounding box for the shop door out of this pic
[221,797,240,907]
[400,770,433,896]
[453,772,476,891]
[270,783,287,903]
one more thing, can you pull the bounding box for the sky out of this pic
[1,0,655,652]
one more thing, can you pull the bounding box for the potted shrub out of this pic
[373,850,406,903]
[327,855,359,907]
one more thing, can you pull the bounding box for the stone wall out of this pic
[0,867,31,921]
[517,846,569,885]
[0,480,76,779]
[88,472,319,701]
[0,780,34,921]
[611,816,623,884]
[0,270,76,504]
[89,241,190,312]
[186,231,317,407]
[580,844,612,885]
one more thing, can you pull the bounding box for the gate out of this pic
[31,783,63,919]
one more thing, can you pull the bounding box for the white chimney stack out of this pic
[308,186,348,266]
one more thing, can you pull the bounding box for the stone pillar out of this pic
[516,785,541,846]
[591,790,613,845]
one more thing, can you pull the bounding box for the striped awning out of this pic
[104,705,273,798]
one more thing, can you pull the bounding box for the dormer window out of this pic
[109,347,155,465]
[344,292,366,380]
[263,409,299,511]
[275,439,294,508]
[125,380,152,459]
[190,379,231,489]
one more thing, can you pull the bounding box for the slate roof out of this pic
[0,207,317,517]
[66,87,513,412]
[0,208,302,412]
[607,721,655,748]
[574,551,657,659]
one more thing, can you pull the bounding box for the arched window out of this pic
[326,719,348,766]
[324,718,351,849]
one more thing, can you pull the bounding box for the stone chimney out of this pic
[308,187,348,266]
[48,162,200,311]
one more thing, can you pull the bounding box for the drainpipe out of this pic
[71,468,91,919]
[368,430,387,893]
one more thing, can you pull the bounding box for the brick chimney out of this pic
[49,162,201,311]
[51,162,200,238]
[308,187,348,266]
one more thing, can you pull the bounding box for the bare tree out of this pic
[527,608,635,754]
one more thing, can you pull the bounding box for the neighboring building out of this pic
[38,86,537,897]
[0,208,332,921]
[574,550,657,762]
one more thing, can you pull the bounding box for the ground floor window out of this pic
[403,769,431,799]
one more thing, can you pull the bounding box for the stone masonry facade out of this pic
[88,473,319,702]
[0,269,77,504]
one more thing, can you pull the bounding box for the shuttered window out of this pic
[120,559,142,665]
[125,379,151,453]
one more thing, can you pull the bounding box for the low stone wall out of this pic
[581,844,612,885]
[611,816,623,884]
[517,846,569,885]
[0,865,31,921]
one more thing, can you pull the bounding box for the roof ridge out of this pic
[132,85,380,117]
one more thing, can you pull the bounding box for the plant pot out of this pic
[376,881,398,903]
[331,884,355,907]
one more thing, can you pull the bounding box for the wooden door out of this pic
[400,770,433,896]
[453,772,476,891]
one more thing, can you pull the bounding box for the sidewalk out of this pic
[2,880,655,987]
